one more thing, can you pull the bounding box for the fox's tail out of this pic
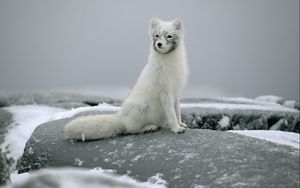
[64,114,125,141]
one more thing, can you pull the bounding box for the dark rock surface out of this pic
[181,108,300,133]
[0,109,13,185]
[19,117,299,188]
[0,152,10,185]
[0,109,13,144]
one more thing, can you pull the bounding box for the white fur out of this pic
[64,18,188,140]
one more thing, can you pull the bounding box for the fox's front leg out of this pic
[175,99,188,128]
[159,91,185,133]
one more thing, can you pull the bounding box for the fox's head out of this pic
[149,17,184,54]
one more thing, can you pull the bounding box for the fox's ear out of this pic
[172,18,183,30]
[149,17,160,30]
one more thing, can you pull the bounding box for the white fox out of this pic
[64,17,188,140]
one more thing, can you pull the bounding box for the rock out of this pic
[246,118,265,130]
[269,119,287,130]
[291,116,300,133]
[1,93,299,132]
[181,107,299,133]
[0,153,10,185]
[0,109,13,185]
[0,109,13,143]
[18,116,299,188]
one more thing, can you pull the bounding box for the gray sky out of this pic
[0,0,299,100]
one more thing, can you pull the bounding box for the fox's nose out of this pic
[157,43,162,47]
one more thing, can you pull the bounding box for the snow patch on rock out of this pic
[283,100,297,109]
[9,167,166,188]
[229,130,299,149]
[1,103,120,166]
[0,105,66,164]
[255,95,284,103]
[218,116,230,128]
[180,103,298,112]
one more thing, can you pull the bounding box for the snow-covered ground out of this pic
[0,105,67,163]
[2,103,167,187]
[254,95,284,103]
[2,101,298,165]
[1,98,299,187]
[8,167,166,188]
[229,130,299,149]
[1,103,120,165]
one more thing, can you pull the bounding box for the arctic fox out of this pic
[64,17,188,140]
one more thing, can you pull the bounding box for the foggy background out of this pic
[0,0,299,101]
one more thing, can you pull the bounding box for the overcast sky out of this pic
[0,0,299,100]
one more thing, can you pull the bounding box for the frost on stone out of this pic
[255,95,285,104]
[283,100,297,109]
[0,105,67,168]
[229,130,299,149]
[147,173,167,187]
[74,158,84,166]
[131,154,144,162]
[126,143,134,149]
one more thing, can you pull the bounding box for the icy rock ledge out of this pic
[180,97,299,133]
[18,117,299,188]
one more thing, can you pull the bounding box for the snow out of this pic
[50,103,120,120]
[0,103,120,165]
[9,167,166,188]
[218,116,230,128]
[0,105,67,163]
[147,173,167,186]
[74,158,84,166]
[229,130,300,149]
[255,95,284,103]
[221,97,277,104]
[180,103,298,112]
[283,100,297,108]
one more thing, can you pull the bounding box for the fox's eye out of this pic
[155,35,159,38]
[167,35,172,38]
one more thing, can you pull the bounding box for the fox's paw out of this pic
[142,124,159,133]
[179,122,188,128]
[171,125,186,134]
